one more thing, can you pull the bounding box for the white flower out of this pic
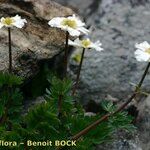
[48,14,89,36]
[68,38,103,51]
[135,41,150,62]
[0,15,27,29]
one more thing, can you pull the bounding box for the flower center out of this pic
[145,48,150,54]
[81,39,91,48]
[62,19,77,29]
[2,17,14,26]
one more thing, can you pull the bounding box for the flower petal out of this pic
[69,38,103,51]
[67,28,81,36]
[48,17,64,27]
[135,49,150,62]
[0,23,4,29]
[90,41,103,51]
[12,15,27,28]
[135,41,150,51]
[68,39,81,47]
[78,27,90,35]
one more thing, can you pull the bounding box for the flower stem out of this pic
[72,48,85,96]
[0,28,13,125]
[71,62,150,140]
[8,27,12,74]
[136,62,150,88]
[63,31,69,78]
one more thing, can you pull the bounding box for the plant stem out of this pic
[58,94,63,118]
[71,62,150,140]
[0,28,13,125]
[0,106,8,124]
[8,27,12,74]
[24,140,28,150]
[0,87,12,124]
[136,62,150,88]
[72,48,85,96]
[63,31,69,78]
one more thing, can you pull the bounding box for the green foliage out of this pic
[101,101,136,132]
[30,65,50,98]
[45,76,74,114]
[108,111,136,132]
[0,72,24,149]
[101,101,116,113]
[0,73,135,150]
[0,72,23,87]
[0,72,23,125]
[25,103,60,138]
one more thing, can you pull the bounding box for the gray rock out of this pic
[55,0,150,150]
[54,0,150,102]
[53,0,93,15]
[70,0,150,103]
[136,95,150,149]
[96,95,150,150]
[0,0,74,78]
[96,132,142,150]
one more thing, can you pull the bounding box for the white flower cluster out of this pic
[0,14,149,62]
[48,14,89,37]
[48,14,103,52]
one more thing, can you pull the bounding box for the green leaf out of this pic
[101,101,116,113]
[0,72,23,87]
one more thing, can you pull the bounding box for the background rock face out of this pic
[55,0,150,150]
[0,0,73,78]
[56,0,150,103]
[81,0,150,102]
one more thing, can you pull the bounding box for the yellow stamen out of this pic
[61,19,77,29]
[2,17,14,26]
[81,39,91,48]
[145,48,150,54]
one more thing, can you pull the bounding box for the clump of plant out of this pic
[24,76,135,150]
[0,13,149,150]
[0,15,26,125]
[0,72,23,125]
